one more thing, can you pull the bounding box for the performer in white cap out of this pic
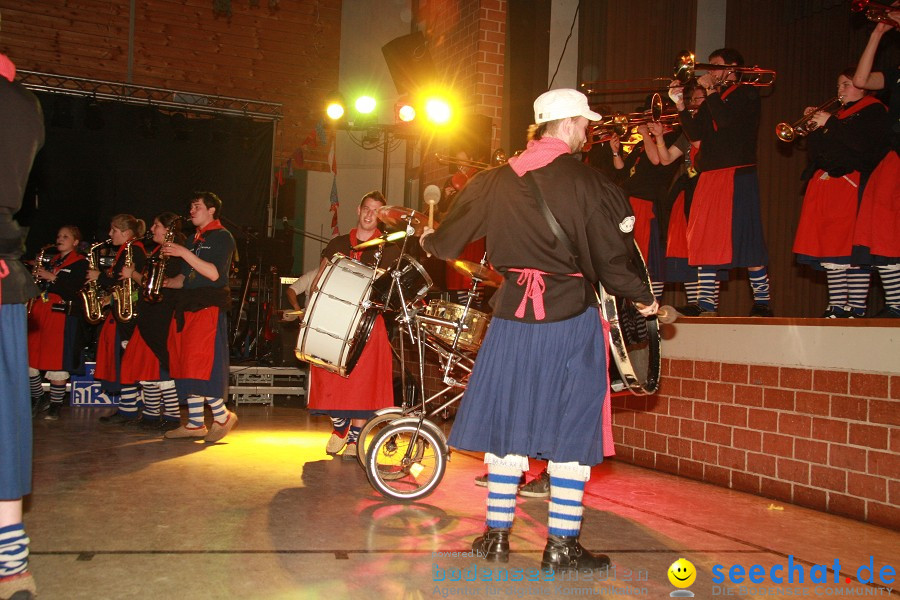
[421,88,656,573]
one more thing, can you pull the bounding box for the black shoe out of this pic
[472,528,510,563]
[749,303,774,317]
[541,535,611,573]
[32,396,50,418]
[872,306,900,318]
[674,304,703,317]
[99,412,136,425]
[43,403,62,420]
[518,470,550,498]
[138,418,162,430]
[157,419,182,432]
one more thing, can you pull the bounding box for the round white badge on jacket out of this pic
[619,216,635,233]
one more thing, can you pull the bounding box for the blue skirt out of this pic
[0,304,33,499]
[448,307,608,466]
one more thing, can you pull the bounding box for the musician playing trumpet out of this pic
[792,69,890,318]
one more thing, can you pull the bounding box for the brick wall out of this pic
[612,358,900,530]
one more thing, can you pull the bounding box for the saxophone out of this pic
[110,238,139,323]
[142,218,180,303]
[27,244,55,314]
[81,239,111,324]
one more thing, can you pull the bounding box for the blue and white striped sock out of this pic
[140,383,161,419]
[330,417,349,436]
[347,425,361,444]
[49,383,66,405]
[697,268,719,312]
[749,266,771,306]
[651,281,664,300]
[878,265,900,309]
[0,524,29,578]
[117,385,140,418]
[28,373,42,401]
[186,395,205,429]
[684,280,699,305]
[159,381,181,421]
[824,266,848,310]
[846,268,871,315]
[485,463,522,530]
[206,397,227,424]
[548,475,586,538]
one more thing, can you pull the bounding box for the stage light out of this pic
[355,95,377,115]
[424,97,452,125]
[395,96,416,123]
[325,91,346,122]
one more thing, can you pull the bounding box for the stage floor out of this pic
[26,403,899,599]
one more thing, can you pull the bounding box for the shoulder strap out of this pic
[522,171,579,263]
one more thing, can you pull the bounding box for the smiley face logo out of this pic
[668,558,697,588]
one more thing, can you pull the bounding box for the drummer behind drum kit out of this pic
[294,204,670,501]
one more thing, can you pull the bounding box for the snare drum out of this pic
[370,254,433,311]
[295,254,377,377]
[420,300,490,352]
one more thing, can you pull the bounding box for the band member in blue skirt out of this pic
[421,89,656,573]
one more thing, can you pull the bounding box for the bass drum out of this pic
[295,254,377,377]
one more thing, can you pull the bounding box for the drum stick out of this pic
[423,184,441,230]
[635,303,680,324]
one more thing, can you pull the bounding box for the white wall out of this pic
[548,0,580,89]
[695,0,727,63]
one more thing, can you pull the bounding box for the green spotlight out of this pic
[355,95,377,115]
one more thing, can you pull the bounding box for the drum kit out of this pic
[294,205,663,501]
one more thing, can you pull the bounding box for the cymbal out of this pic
[450,259,503,287]
[377,205,437,236]
[352,230,408,250]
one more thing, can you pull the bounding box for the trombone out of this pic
[589,93,679,145]
[851,0,900,29]
[775,96,843,142]
[674,51,776,87]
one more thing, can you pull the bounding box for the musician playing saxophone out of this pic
[88,214,147,423]
[118,212,185,431]
[27,226,88,419]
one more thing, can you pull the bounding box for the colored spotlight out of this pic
[424,98,452,125]
[355,95,377,115]
[326,102,345,120]
[397,104,416,122]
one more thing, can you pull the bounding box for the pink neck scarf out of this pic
[507,137,571,176]
[0,54,16,82]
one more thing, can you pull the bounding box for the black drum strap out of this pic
[523,171,580,267]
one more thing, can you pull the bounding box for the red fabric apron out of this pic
[27,293,66,370]
[686,167,738,265]
[792,170,860,257]
[666,191,689,258]
[94,314,119,382]
[628,196,654,263]
[120,326,161,384]
[167,306,219,380]
[853,151,900,258]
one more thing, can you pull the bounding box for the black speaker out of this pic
[382,32,437,94]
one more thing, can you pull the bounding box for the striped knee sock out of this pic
[141,383,161,419]
[347,425,361,444]
[846,268,871,315]
[28,373,42,402]
[0,524,29,578]
[117,386,140,418]
[206,397,227,424]
[159,381,181,421]
[878,265,900,309]
[49,383,66,405]
[548,474,586,538]
[330,417,349,436]
[749,266,771,306]
[651,281,664,300]
[684,280,699,305]
[185,395,205,429]
[485,463,522,530]
[824,266,848,309]
[697,268,720,312]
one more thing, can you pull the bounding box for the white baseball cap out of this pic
[534,88,602,124]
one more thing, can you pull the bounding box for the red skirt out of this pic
[168,307,218,380]
[628,196,654,263]
[120,326,161,384]
[308,315,394,415]
[27,293,66,370]
[793,170,860,259]
[666,191,689,259]
[687,168,736,265]
[853,151,900,259]
[94,314,120,383]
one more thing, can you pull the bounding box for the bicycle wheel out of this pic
[366,420,447,501]
[356,408,404,467]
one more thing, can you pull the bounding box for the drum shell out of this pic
[370,255,433,311]
[421,300,490,352]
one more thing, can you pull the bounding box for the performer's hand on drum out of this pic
[636,299,659,317]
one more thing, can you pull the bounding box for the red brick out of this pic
[668,437,691,457]
[734,385,764,407]
[645,432,667,453]
[633,449,655,468]
[779,414,812,437]
[704,464,731,487]
[692,441,718,463]
[733,428,762,452]
[623,427,645,448]
[707,382,734,404]
[891,428,900,453]
[813,418,848,443]
[657,377,682,398]
[656,415,680,435]
[616,445,635,462]
[892,376,900,400]
[831,396,868,421]
[867,502,900,530]
[795,391,830,416]
[682,379,707,400]
[693,401,719,422]
[732,471,760,494]
[829,445,867,471]
[828,492,865,521]
[777,458,810,484]
[794,439,828,464]
[634,411,656,431]
[760,477,792,501]
[720,405,748,427]
[813,370,849,394]
[867,450,900,478]
[780,367,813,390]
[870,399,900,427]
[793,485,827,511]
[849,373,889,398]
[646,395,668,415]
[764,388,795,411]
[706,423,732,446]
[811,465,847,492]
[748,408,779,432]
[747,452,777,476]
[763,433,794,458]
[749,365,779,386]
[719,447,747,470]
[679,459,704,480]
[612,425,625,442]
[721,363,749,384]
[891,481,900,505]
[660,358,671,377]
[681,419,706,441]
[656,454,679,475]
[847,473,887,502]
[670,359,694,378]
[849,423,889,449]
[614,409,636,428]
[668,398,693,418]
[694,361,721,381]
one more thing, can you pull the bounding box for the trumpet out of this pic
[775,96,843,142]
[674,51,776,87]
[851,0,900,29]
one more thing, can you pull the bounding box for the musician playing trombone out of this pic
[670,48,774,317]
